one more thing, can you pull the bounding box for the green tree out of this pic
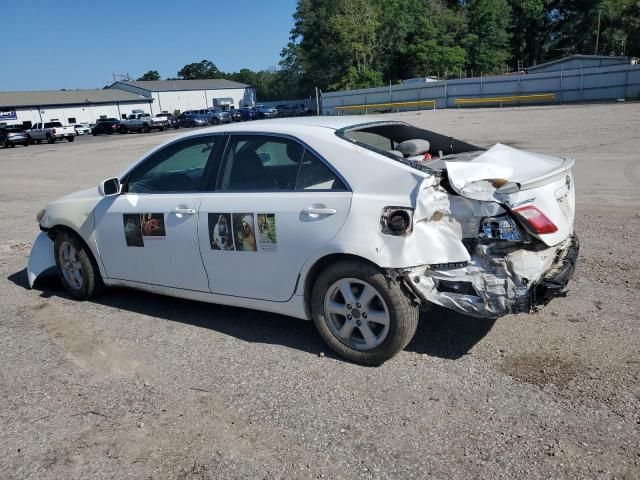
[508,0,552,68]
[137,70,161,81]
[177,60,222,80]
[465,0,512,74]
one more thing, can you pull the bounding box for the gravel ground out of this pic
[0,103,638,479]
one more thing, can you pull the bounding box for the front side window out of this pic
[126,136,217,193]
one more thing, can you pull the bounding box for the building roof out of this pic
[0,89,151,108]
[527,54,629,72]
[113,79,250,92]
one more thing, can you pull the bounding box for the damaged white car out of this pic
[28,117,578,365]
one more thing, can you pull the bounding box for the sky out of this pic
[1,0,298,92]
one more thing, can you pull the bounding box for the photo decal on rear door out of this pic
[209,213,235,251]
[232,213,257,252]
[208,213,278,252]
[257,213,277,252]
[123,213,166,247]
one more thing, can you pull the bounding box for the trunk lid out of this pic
[442,144,575,247]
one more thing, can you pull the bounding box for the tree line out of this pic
[136,0,640,100]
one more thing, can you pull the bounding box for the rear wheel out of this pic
[54,231,103,300]
[212,117,220,125]
[36,139,42,144]
[46,134,55,144]
[118,125,127,134]
[142,123,150,133]
[311,261,419,365]
[23,141,29,147]
[67,136,74,142]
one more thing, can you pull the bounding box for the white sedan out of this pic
[73,124,91,135]
[28,117,578,364]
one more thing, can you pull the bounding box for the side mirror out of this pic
[99,177,121,197]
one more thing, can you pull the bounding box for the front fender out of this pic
[27,231,56,288]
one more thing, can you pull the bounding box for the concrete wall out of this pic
[321,63,640,114]
[6,101,153,126]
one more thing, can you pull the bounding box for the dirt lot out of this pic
[1,103,639,479]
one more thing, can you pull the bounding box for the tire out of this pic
[212,117,220,125]
[311,261,418,365]
[23,141,29,147]
[92,132,97,136]
[36,139,42,144]
[54,230,103,300]
[67,136,74,142]
[2,140,8,148]
[46,134,55,144]
[9,143,15,148]
[118,125,127,134]
[142,123,150,133]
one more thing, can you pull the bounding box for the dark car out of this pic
[231,108,257,122]
[91,118,121,136]
[177,113,210,128]
[290,104,310,116]
[275,104,294,117]
[1,126,30,147]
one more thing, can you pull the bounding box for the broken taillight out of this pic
[513,205,558,234]
[479,214,524,242]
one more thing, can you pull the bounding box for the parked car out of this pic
[154,113,180,129]
[73,124,91,135]
[151,115,170,131]
[0,126,30,147]
[91,118,121,136]
[119,113,163,133]
[254,105,277,119]
[275,104,294,117]
[184,109,232,125]
[231,108,257,122]
[28,122,76,144]
[290,104,310,116]
[177,113,209,128]
[27,117,578,365]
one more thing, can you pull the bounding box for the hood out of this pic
[444,144,574,202]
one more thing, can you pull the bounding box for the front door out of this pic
[198,134,352,302]
[94,135,220,292]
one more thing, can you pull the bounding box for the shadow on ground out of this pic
[8,269,494,362]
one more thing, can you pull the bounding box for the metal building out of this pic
[527,55,629,74]
[107,79,256,115]
[0,89,153,127]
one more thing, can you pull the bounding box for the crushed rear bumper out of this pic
[405,234,579,319]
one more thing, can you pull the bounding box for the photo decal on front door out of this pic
[123,213,166,247]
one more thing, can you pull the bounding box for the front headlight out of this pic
[36,209,46,223]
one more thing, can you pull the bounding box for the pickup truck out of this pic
[28,121,76,144]
[119,113,164,133]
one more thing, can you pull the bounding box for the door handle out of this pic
[171,207,196,215]
[301,207,337,216]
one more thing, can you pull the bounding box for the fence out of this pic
[320,63,640,115]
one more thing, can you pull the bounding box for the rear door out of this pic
[94,134,221,291]
[198,134,352,302]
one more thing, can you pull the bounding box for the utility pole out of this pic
[595,9,601,55]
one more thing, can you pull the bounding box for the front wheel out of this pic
[54,231,103,300]
[67,136,74,142]
[311,261,418,365]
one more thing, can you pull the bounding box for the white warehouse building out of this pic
[107,79,256,115]
[0,89,153,127]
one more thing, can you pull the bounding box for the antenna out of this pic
[112,72,132,83]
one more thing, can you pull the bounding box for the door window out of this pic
[217,135,304,191]
[296,150,347,191]
[126,136,217,193]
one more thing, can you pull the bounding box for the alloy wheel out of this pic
[58,241,83,290]
[324,278,390,351]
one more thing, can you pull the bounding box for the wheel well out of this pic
[302,253,379,318]
[48,225,101,271]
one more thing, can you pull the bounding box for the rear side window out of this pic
[297,150,346,191]
[216,135,347,192]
